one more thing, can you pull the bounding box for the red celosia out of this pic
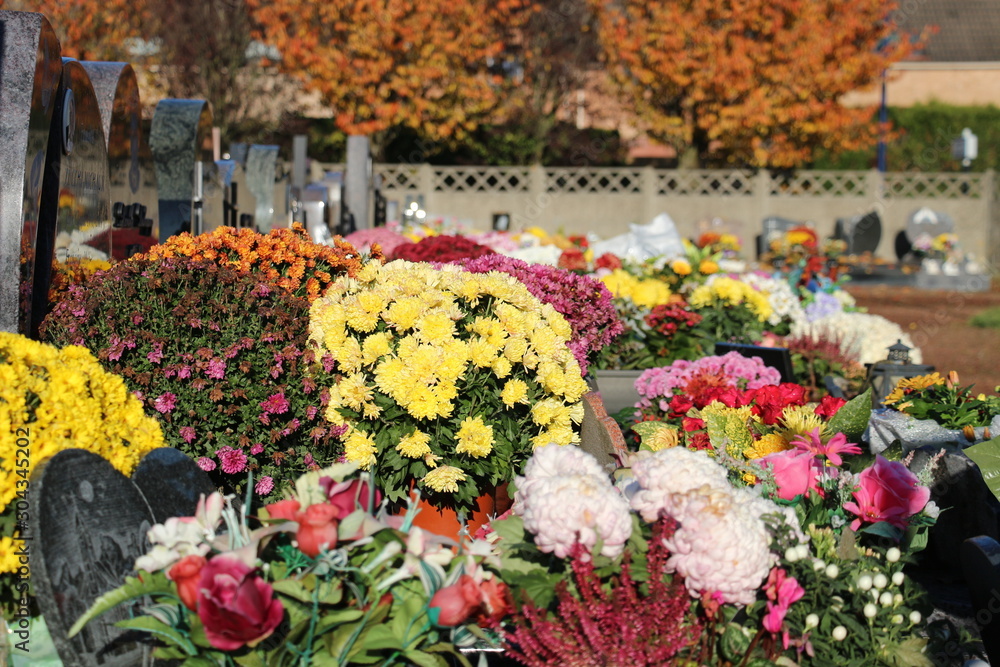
[503,519,701,666]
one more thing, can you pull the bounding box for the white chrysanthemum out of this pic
[514,445,632,559]
[790,311,922,366]
[628,448,730,522]
[663,486,775,605]
[731,273,807,328]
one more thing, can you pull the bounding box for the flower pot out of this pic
[591,369,644,417]
[408,484,510,541]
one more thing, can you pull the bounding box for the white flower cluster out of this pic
[514,445,633,559]
[734,272,808,328]
[789,311,922,366]
[628,448,776,605]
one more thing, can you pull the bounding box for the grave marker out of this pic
[0,11,62,335]
[81,61,158,259]
[246,145,280,231]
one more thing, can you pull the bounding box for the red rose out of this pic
[197,556,284,650]
[814,395,847,420]
[295,503,341,557]
[168,554,206,611]
[594,253,622,270]
[429,575,482,626]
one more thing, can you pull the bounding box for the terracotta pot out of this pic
[408,483,511,541]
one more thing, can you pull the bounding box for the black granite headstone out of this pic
[961,536,1000,665]
[30,449,155,667]
[131,447,217,524]
[80,61,158,260]
[148,99,215,241]
[835,210,881,255]
[0,11,62,336]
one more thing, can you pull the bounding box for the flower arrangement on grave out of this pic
[697,230,742,258]
[688,276,773,343]
[769,225,819,261]
[139,223,376,302]
[70,464,510,666]
[308,260,589,513]
[592,295,707,371]
[882,371,1000,431]
[488,414,951,666]
[455,254,624,375]
[911,232,959,262]
[780,332,869,401]
[389,234,496,263]
[0,332,164,615]
[41,257,347,497]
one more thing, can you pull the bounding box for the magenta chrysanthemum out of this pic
[261,392,290,414]
[255,476,275,495]
[179,426,196,444]
[197,457,217,472]
[153,392,177,414]
[217,446,248,474]
[206,358,227,380]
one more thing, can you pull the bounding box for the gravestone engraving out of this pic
[131,447,218,524]
[30,449,156,667]
[246,145,279,231]
[148,99,215,241]
[31,58,111,337]
[31,447,218,666]
[80,61,158,259]
[0,11,62,335]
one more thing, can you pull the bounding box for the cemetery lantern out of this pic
[865,339,935,406]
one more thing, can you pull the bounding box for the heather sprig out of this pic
[456,254,624,374]
[40,257,344,496]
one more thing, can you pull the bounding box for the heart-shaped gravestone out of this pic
[29,447,216,667]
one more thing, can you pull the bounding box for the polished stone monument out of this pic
[0,11,62,335]
[148,99,217,241]
[81,61,158,259]
[246,144,280,231]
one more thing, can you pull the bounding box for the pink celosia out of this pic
[842,455,930,531]
[216,446,248,475]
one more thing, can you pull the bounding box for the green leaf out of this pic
[964,435,1000,502]
[68,571,176,638]
[403,649,450,667]
[272,577,316,604]
[717,622,751,662]
[827,387,872,442]
[883,637,934,667]
[114,616,198,655]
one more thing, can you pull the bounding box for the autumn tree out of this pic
[592,0,928,168]
[247,0,532,157]
[1,0,150,61]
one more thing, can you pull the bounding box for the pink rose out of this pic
[319,477,380,517]
[760,450,825,501]
[843,455,931,532]
[197,556,284,650]
[429,575,482,627]
[295,504,341,558]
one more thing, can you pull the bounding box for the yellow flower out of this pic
[883,372,945,405]
[384,297,424,331]
[631,279,672,309]
[492,356,513,379]
[743,433,791,459]
[698,259,719,274]
[361,331,392,365]
[645,424,680,451]
[422,465,467,493]
[670,259,692,276]
[0,536,21,574]
[416,311,456,344]
[338,372,374,410]
[469,338,499,367]
[455,416,494,458]
[779,405,825,438]
[503,337,528,363]
[343,428,378,468]
[501,379,529,407]
[396,429,432,458]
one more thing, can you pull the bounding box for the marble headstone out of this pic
[81,61,158,259]
[31,58,111,337]
[0,11,62,335]
[148,99,215,241]
[30,447,217,666]
[246,145,279,232]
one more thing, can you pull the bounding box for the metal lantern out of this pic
[866,339,935,405]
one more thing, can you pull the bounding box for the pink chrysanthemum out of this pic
[153,392,177,414]
[255,476,275,495]
[261,392,290,414]
[179,426,196,444]
[206,358,227,380]
[217,446,248,474]
[197,457,217,472]
[250,443,264,455]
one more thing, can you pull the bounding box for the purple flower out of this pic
[261,393,290,415]
[153,392,178,414]
[206,358,227,380]
[197,457,217,472]
[217,446,248,474]
[179,426,197,444]
[254,476,275,496]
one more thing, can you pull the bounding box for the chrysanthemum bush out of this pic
[488,428,958,666]
[688,275,773,343]
[308,260,590,512]
[138,223,378,302]
[0,333,164,615]
[455,255,624,375]
[41,257,345,496]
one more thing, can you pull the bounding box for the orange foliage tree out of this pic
[592,0,929,168]
[1,0,150,61]
[246,0,532,154]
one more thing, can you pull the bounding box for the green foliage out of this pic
[964,434,1000,503]
[827,388,873,443]
[970,306,1000,329]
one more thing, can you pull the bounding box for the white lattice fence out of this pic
[656,169,754,196]
[883,172,983,199]
[545,167,642,193]
[768,171,868,196]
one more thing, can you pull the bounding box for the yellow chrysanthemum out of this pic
[455,416,494,458]
[469,338,499,367]
[531,398,564,427]
[883,372,945,405]
[501,379,529,407]
[384,297,424,331]
[415,311,456,344]
[743,433,792,459]
[343,428,378,468]
[698,259,719,274]
[396,429,432,458]
[361,331,393,365]
[492,356,513,379]
[631,279,672,309]
[503,337,529,363]
[422,465,467,493]
[780,405,826,438]
[0,536,22,574]
[670,259,692,276]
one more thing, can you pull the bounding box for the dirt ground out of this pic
[846,283,1000,393]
